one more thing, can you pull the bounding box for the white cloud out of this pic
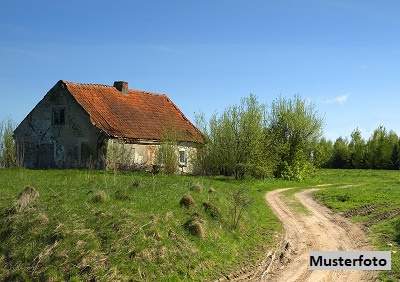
[324,95,348,105]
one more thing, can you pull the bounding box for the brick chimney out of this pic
[113,81,128,94]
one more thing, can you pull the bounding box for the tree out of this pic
[331,137,350,168]
[348,128,366,168]
[0,119,16,168]
[267,96,323,179]
[314,138,333,168]
[196,95,269,179]
[391,141,400,170]
[366,126,398,169]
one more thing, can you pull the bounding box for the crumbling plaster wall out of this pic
[106,139,198,173]
[14,83,105,168]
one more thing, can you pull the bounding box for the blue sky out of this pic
[1,0,400,140]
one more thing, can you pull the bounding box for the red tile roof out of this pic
[62,80,204,143]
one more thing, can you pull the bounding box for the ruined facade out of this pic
[14,80,204,173]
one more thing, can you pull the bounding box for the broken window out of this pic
[52,107,65,126]
[179,150,187,166]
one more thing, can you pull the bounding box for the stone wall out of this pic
[14,82,106,168]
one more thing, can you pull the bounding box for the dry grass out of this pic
[179,194,195,208]
[183,217,205,238]
[202,202,221,220]
[15,186,39,212]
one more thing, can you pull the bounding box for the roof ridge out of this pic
[62,80,112,88]
[128,89,166,97]
[62,80,167,96]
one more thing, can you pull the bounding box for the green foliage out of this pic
[195,95,270,179]
[195,95,322,180]
[313,169,400,281]
[322,126,400,170]
[156,131,178,174]
[0,119,16,168]
[266,96,322,179]
[391,143,400,169]
[230,188,252,229]
[349,128,365,168]
[331,137,350,168]
[279,158,315,181]
[313,138,333,167]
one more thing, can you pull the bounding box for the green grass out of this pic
[281,186,314,215]
[314,169,400,281]
[2,169,400,281]
[0,169,294,281]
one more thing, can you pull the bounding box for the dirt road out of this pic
[263,187,376,282]
[219,186,377,281]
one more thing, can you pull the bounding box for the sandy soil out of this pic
[219,186,378,282]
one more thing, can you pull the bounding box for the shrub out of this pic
[230,188,251,229]
[180,195,195,208]
[106,140,135,171]
[190,182,203,192]
[183,218,205,238]
[156,135,178,175]
[0,119,16,168]
[202,202,221,220]
[91,190,108,203]
[278,159,315,181]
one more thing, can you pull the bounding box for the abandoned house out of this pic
[13,80,204,173]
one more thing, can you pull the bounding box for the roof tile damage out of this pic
[61,80,204,144]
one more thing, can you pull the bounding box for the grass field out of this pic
[0,169,399,281]
[313,169,400,281]
[0,169,297,281]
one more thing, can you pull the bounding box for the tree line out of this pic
[315,126,400,170]
[3,95,399,178]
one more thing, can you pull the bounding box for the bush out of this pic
[156,132,178,175]
[230,188,251,229]
[180,195,195,208]
[193,95,322,180]
[190,182,203,192]
[183,217,205,238]
[202,202,221,220]
[0,119,16,168]
[91,191,108,203]
[278,160,315,181]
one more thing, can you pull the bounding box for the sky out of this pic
[1,0,400,140]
